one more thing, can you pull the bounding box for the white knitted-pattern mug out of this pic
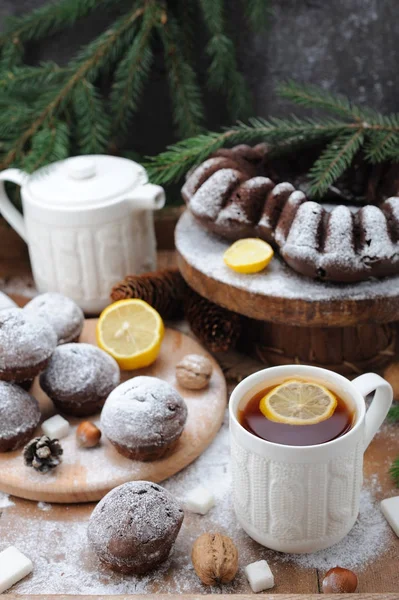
[229,365,392,553]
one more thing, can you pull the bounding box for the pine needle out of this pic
[157,10,204,138]
[388,404,399,423]
[111,3,159,135]
[200,0,252,119]
[390,457,399,487]
[0,0,120,47]
[72,80,111,153]
[308,130,364,198]
[244,0,272,31]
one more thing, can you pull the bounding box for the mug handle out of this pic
[0,168,28,242]
[352,373,393,450]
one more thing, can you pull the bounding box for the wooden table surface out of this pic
[0,241,399,596]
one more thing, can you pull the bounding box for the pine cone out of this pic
[184,289,242,353]
[23,436,63,473]
[110,269,188,320]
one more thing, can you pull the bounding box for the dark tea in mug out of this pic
[238,379,355,446]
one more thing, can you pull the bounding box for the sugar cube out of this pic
[0,546,33,593]
[381,496,399,537]
[244,559,275,593]
[41,414,69,440]
[184,486,215,515]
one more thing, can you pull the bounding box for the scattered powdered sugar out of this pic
[40,343,120,399]
[0,381,40,441]
[37,501,52,512]
[24,293,84,344]
[0,308,57,371]
[1,409,393,594]
[281,488,390,570]
[190,169,242,219]
[176,211,399,301]
[101,376,187,448]
[0,491,14,508]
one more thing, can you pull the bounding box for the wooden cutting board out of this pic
[0,319,227,503]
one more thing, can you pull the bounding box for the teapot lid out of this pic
[26,155,148,208]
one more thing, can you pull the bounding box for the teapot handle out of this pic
[0,169,28,242]
[128,183,165,211]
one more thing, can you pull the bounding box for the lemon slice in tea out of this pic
[259,379,337,426]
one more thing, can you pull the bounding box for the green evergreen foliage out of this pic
[0,0,269,173]
[388,404,399,424]
[390,458,399,487]
[147,81,399,198]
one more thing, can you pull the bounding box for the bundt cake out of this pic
[181,145,399,283]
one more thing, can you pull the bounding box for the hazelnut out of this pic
[322,566,358,594]
[191,532,238,585]
[76,421,101,448]
[176,354,213,390]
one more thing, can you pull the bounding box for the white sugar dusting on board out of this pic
[1,408,392,594]
[0,491,14,508]
[176,211,399,301]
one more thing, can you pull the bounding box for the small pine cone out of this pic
[184,289,242,353]
[110,269,188,320]
[23,435,63,473]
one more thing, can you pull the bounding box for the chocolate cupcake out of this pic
[0,308,57,383]
[88,481,184,574]
[24,293,84,345]
[101,376,188,461]
[40,343,120,417]
[0,381,41,452]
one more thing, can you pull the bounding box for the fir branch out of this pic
[308,130,364,198]
[0,39,24,69]
[244,0,272,31]
[72,80,111,153]
[145,130,238,184]
[0,62,66,94]
[22,120,70,172]
[0,0,119,48]
[390,457,399,487]
[277,80,377,123]
[388,403,399,423]
[157,10,204,137]
[111,2,159,135]
[0,4,144,169]
[200,0,251,119]
[174,0,197,60]
[146,117,352,185]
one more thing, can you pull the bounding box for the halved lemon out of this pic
[96,299,164,370]
[259,379,337,426]
[223,238,274,273]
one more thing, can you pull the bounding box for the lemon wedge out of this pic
[96,299,164,370]
[259,379,337,426]
[223,238,274,273]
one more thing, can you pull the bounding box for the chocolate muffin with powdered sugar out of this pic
[101,376,188,461]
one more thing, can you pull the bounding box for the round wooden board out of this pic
[176,211,399,327]
[0,320,227,504]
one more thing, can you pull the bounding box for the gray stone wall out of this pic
[1,0,399,156]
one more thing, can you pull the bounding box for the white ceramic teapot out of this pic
[0,155,165,313]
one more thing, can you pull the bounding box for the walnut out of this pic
[191,532,238,585]
[176,354,213,390]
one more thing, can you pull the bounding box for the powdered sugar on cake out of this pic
[40,343,120,398]
[24,293,84,344]
[0,382,40,440]
[190,169,242,220]
[0,308,57,371]
[101,376,187,448]
[176,211,399,301]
